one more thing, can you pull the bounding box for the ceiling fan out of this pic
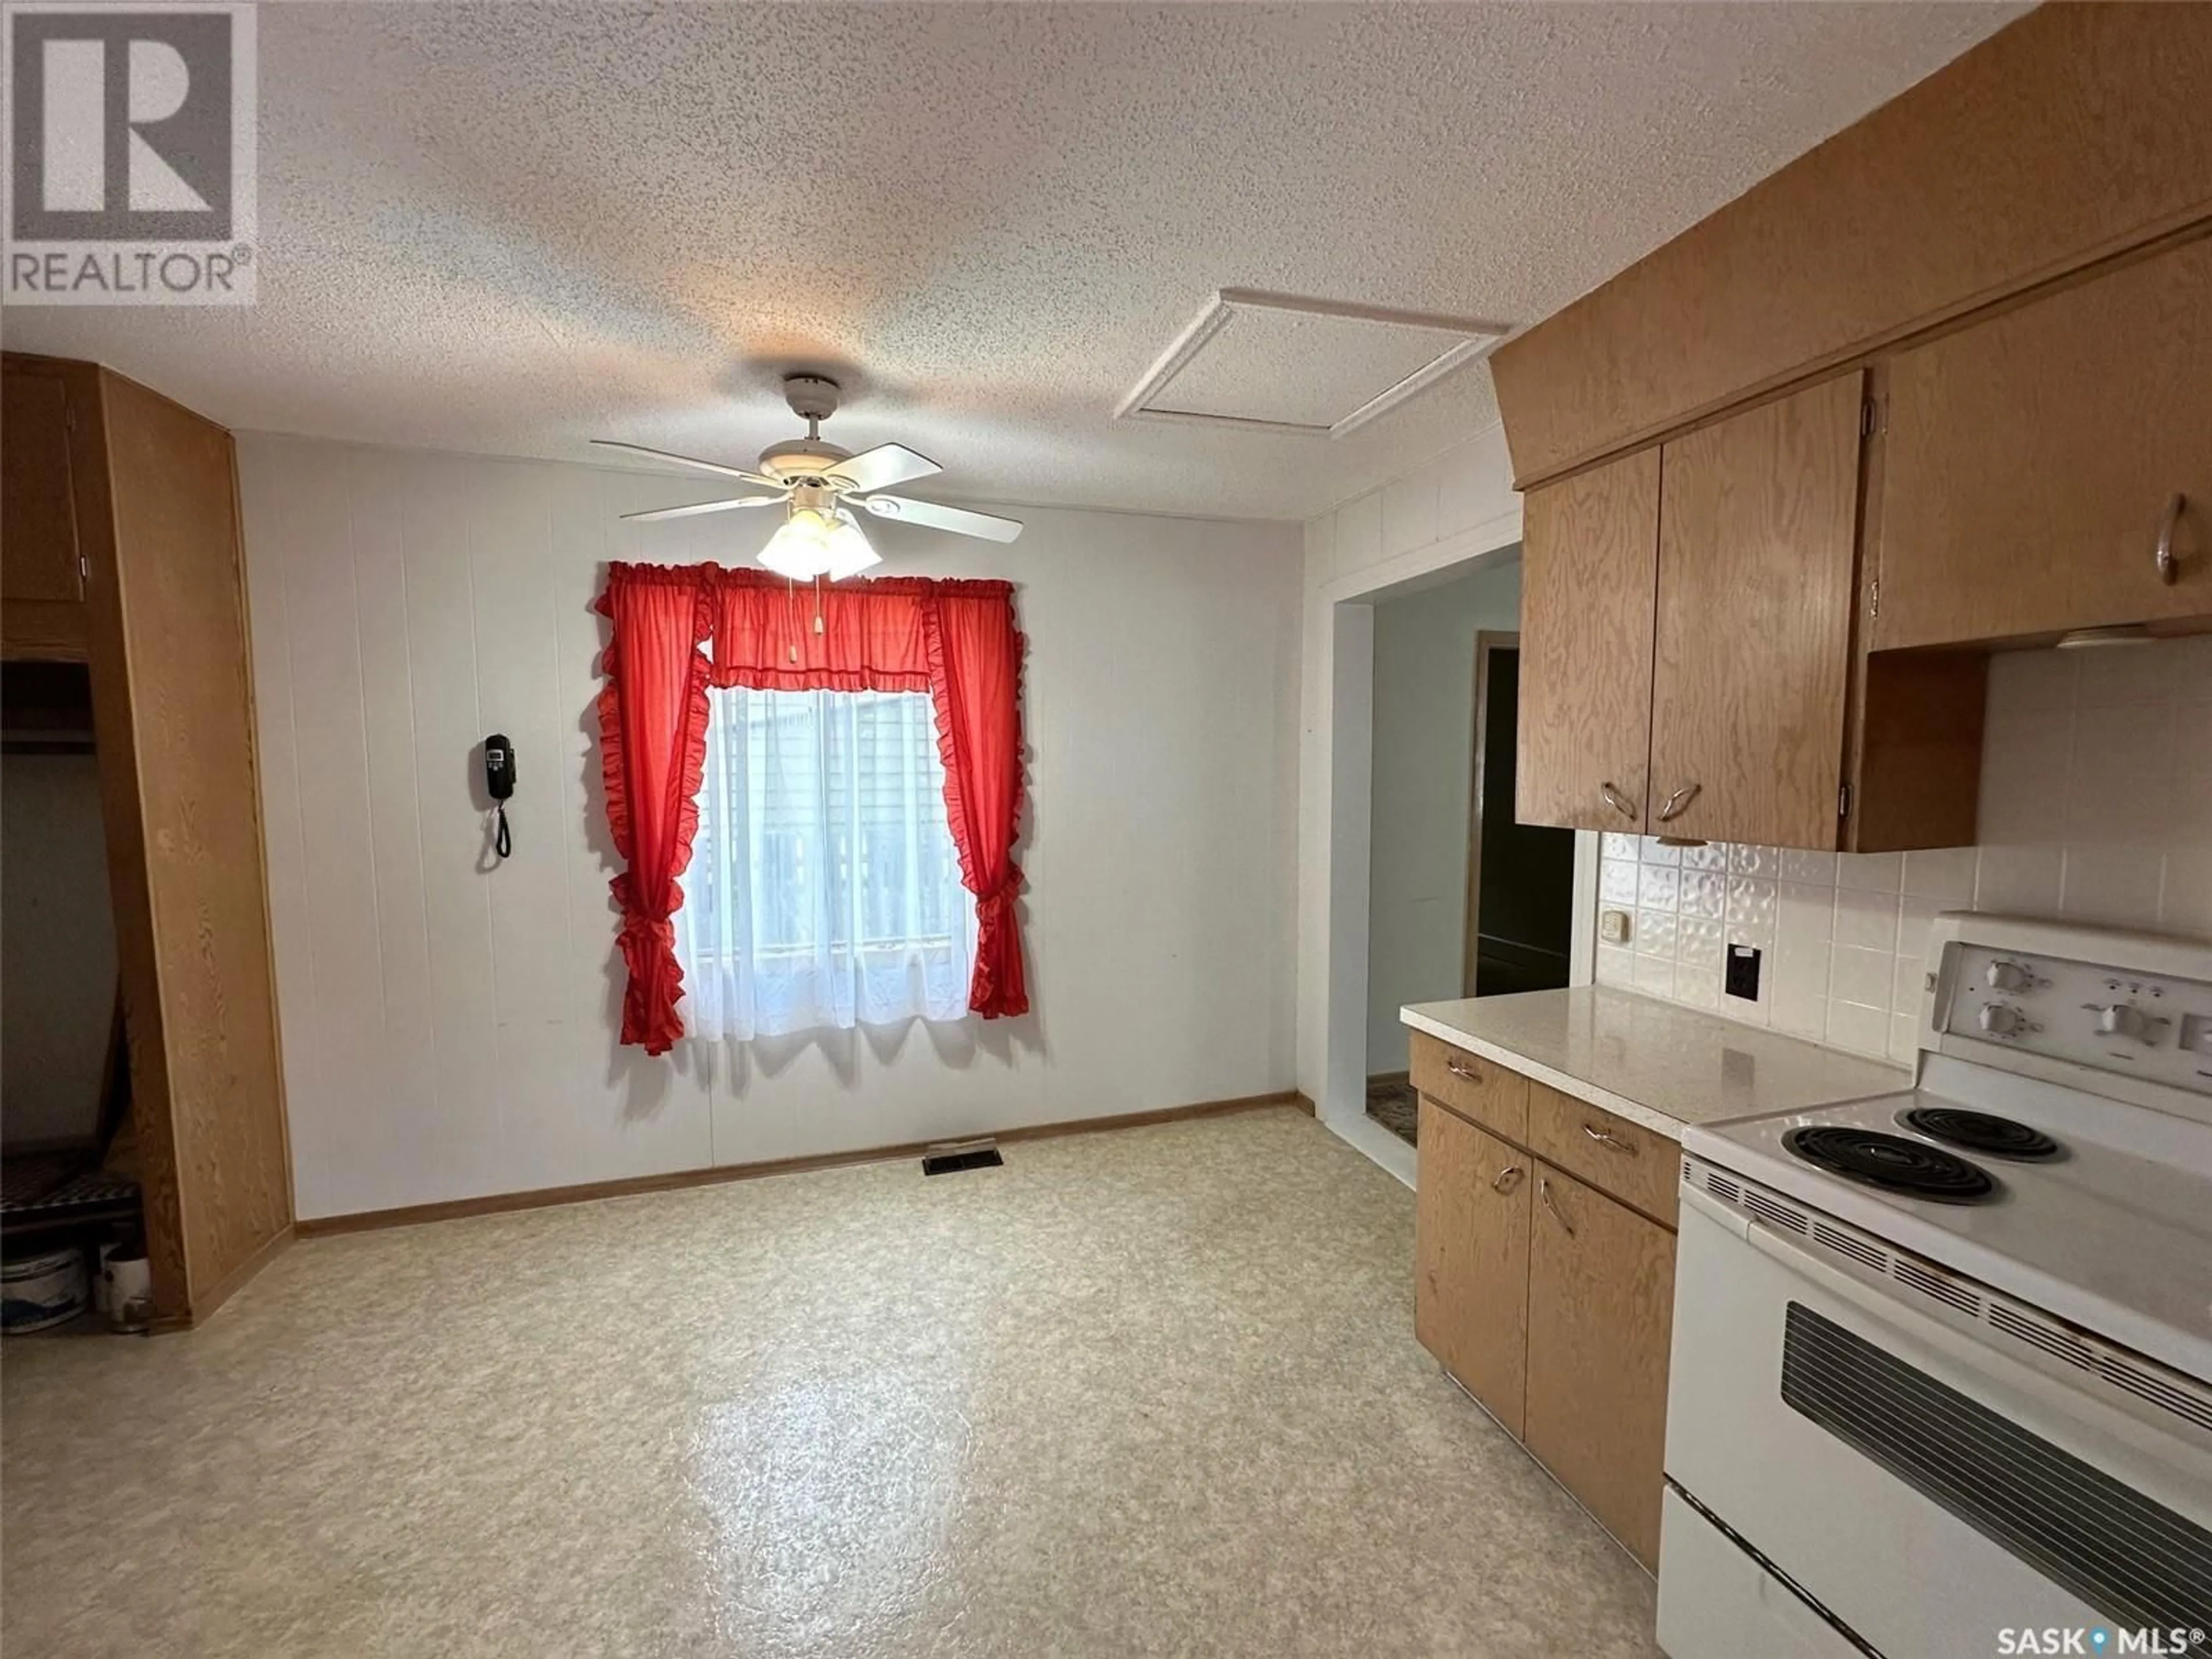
[594,374,1022,581]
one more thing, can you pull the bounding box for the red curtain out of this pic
[922,588,1028,1018]
[594,566,714,1054]
[596,563,1029,1051]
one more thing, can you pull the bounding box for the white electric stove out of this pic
[1657,914,2212,1659]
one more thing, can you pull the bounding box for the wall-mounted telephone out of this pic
[484,733,514,861]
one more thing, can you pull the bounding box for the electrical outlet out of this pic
[1600,908,1633,945]
[1726,944,1763,1002]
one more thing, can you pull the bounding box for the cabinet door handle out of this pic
[1539,1177,1575,1236]
[1583,1123,1638,1157]
[2156,492,2185,585]
[1491,1164,1523,1194]
[1446,1058,1480,1082]
[1657,782,1702,823]
[1600,781,1638,819]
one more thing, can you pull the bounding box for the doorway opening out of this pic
[1361,563,1576,1150]
[1464,632,1575,999]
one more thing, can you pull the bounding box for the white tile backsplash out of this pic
[1679,868,1726,920]
[1637,863,1681,911]
[1586,637,2211,1064]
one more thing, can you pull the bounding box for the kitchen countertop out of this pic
[1401,986,1910,1142]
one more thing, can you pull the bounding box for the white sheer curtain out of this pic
[674,686,974,1041]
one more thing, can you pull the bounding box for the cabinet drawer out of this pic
[1410,1030,1528,1142]
[1524,1082,1677,1228]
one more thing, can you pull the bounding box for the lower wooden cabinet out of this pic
[1521,1161,1677,1569]
[1414,1098,1530,1435]
[1412,1041,1680,1571]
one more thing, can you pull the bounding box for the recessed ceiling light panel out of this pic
[1117,289,1508,439]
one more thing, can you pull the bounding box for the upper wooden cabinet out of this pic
[1516,366,1998,851]
[1875,236,2212,650]
[1488,6,2212,487]
[1518,373,1897,850]
[1516,449,1661,833]
[1648,374,1865,847]
[3,362,86,607]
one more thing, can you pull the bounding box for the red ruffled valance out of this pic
[594,563,1029,1052]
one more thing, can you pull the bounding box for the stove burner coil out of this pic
[1783,1127,1997,1203]
[1901,1106,2061,1161]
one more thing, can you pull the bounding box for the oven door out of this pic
[1660,1184,2212,1659]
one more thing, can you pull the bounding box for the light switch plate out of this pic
[1600,908,1632,945]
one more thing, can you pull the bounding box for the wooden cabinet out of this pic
[1515,366,1997,851]
[1524,1079,1676,1228]
[1415,1099,1531,1435]
[1409,1028,1529,1143]
[3,359,92,659]
[1517,449,1661,832]
[2,365,84,602]
[1876,236,2212,650]
[1648,373,1865,848]
[1411,1035,1679,1569]
[1,352,293,1327]
[1523,1161,1677,1569]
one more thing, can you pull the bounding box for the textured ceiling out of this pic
[2,2,2022,520]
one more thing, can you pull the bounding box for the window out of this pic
[673,687,972,1040]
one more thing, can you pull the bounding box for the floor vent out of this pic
[922,1139,1003,1177]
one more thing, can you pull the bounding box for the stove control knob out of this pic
[1978,1003,2024,1037]
[2086,1002,2152,1040]
[1984,960,2032,993]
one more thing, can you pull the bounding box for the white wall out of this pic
[1365,558,1523,1075]
[237,435,1301,1220]
[1596,636,2212,1065]
[1294,423,1527,1138]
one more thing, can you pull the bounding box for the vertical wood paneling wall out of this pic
[237,435,1301,1221]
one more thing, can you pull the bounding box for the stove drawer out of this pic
[1656,1488,1865,1659]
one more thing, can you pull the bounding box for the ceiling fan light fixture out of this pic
[758,506,837,579]
[605,373,1021,556]
[822,511,881,581]
[757,506,881,582]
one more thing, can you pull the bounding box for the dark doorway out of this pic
[1464,635,1574,997]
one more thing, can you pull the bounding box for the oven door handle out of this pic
[1680,1182,2207,1465]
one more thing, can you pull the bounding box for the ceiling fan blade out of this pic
[591,439,781,488]
[856,493,1023,543]
[825,443,941,494]
[622,494,787,522]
